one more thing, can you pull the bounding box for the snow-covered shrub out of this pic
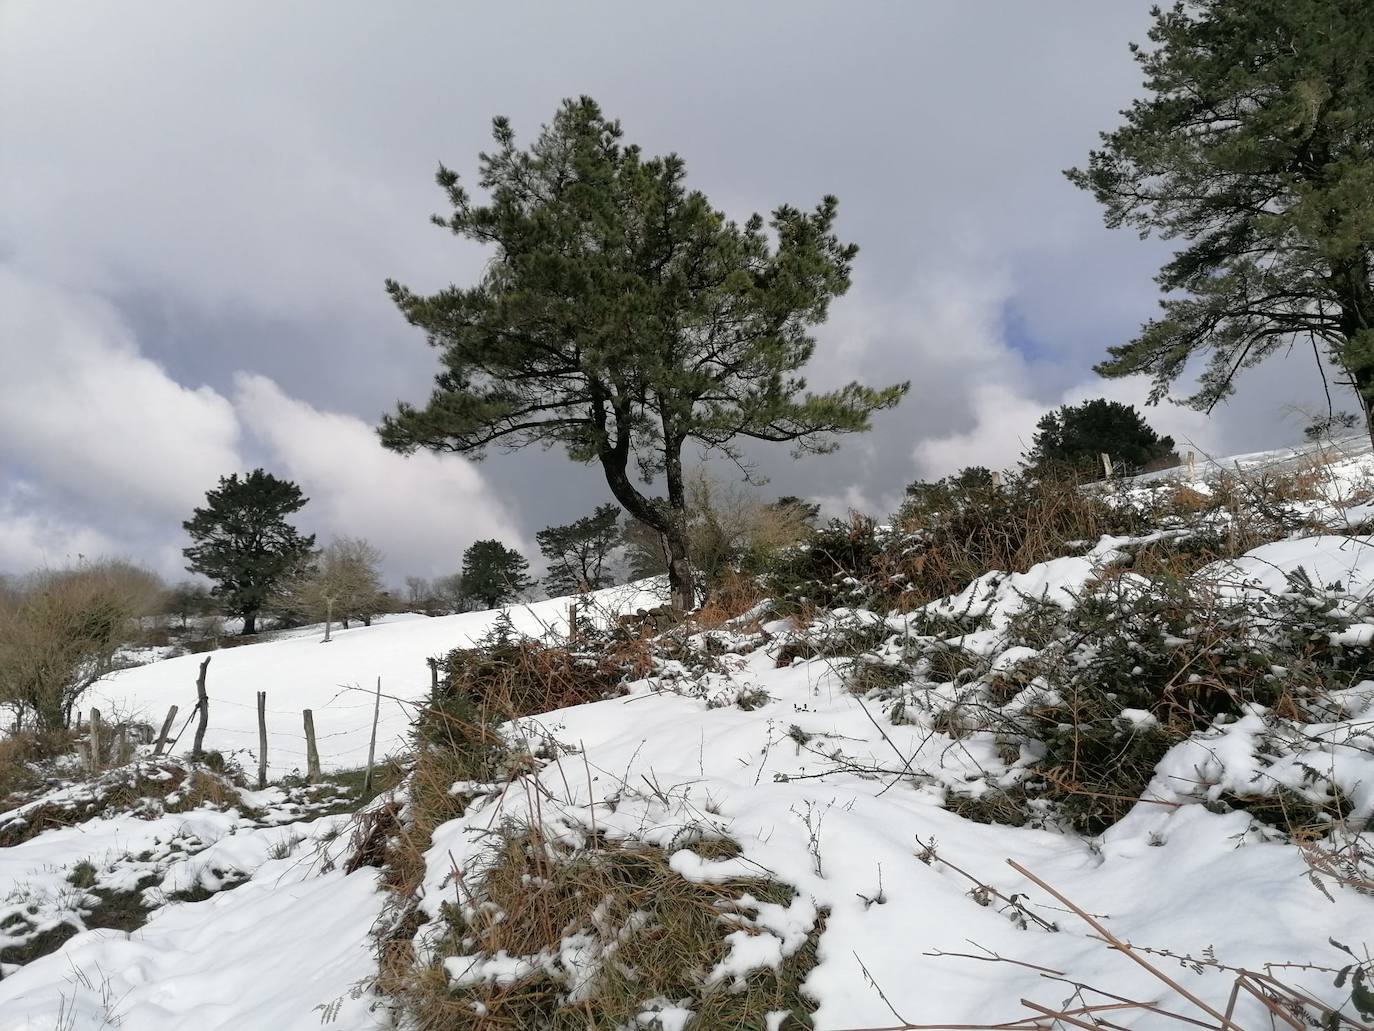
[895,467,1145,604]
[930,568,1374,834]
[763,513,898,613]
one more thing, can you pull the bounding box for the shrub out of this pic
[0,560,164,730]
[895,467,1143,602]
[934,570,1374,834]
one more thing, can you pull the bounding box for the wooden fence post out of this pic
[426,657,440,699]
[256,691,268,790]
[1186,450,1197,478]
[568,601,579,644]
[153,705,178,757]
[192,656,211,761]
[115,723,128,766]
[363,677,381,794]
[1100,452,1114,479]
[88,708,102,774]
[303,709,321,783]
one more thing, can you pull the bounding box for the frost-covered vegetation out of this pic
[6,444,1374,1030]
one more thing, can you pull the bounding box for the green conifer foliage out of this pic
[380,97,906,609]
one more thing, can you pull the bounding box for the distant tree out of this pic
[621,472,814,588]
[378,97,907,611]
[622,518,671,582]
[433,573,467,614]
[1304,410,1361,442]
[162,580,216,630]
[1068,0,1374,435]
[403,576,432,607]
[537,503,621,597]
[0,560,163,730]
[772,496,822,526]
[459,540,534,610]
[276,537,386,639]
[182,469,315,635]
[1023,399,1178,479]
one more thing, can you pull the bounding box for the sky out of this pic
[0,2,1354,584]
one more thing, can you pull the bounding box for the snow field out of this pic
[90,582,665,781]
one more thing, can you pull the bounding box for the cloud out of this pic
[232,373,525,578]
[0,483,121,574]
[0,2,1358,550]
[0,268,242,518]
[0,268,521,581]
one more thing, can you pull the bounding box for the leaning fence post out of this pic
[192,656,211,761]
[426,657,439,697]
[1100,452,1114,479]
[88,708,102,774]
[153,704,178,757]
[256,691,268,790]
[1186,450,1196,478]
[363,677,382,795]
[303,709,321,783]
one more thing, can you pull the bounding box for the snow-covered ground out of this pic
[90,582,665,781]
[5,443,1374,1028]
[416,536,1374,1028]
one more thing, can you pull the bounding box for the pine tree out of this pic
[536,503,621,597]
[182,469,315,635]
[379,97,907,610]
[1023,399,1178,479]
[459,539,534,610]
[1068,1,1374,434]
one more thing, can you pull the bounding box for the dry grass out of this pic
[893,470,1142,607]
[166,768,249,814]
[692,571,770,631]
[398,824,822,1030]
[0,728,79,807]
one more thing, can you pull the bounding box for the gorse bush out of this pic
[915,567,1374,835]
[764,468,1144,615]
[896,467,1145,599]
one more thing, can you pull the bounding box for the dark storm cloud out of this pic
[0,1,1351,578]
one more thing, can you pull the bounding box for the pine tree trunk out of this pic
[661,437,695,612]
[1333,265,1374,447]
[664,525,695,612]
[242,610,257,636]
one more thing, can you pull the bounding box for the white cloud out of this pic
[0,270,521,581]
[0,483,120,574]
[232,373,525,578]
[0,268,242,516]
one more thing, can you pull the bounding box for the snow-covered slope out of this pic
[91,581,665,780]
[6,445,1374,1029]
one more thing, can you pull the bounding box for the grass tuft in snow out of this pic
[404,824,822,1030]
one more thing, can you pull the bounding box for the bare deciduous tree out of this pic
[275,538,386,639]
[0,560,163,731]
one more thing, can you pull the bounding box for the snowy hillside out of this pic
[4,444,1374,1029]
[91,582,666,781]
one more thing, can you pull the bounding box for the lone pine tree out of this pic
[1069,0,1374,435]
[537,503,621,597]
[1024,398,1178,479]
[182,469,315,635]
[459,539,534,610]
[379,97,906,610]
